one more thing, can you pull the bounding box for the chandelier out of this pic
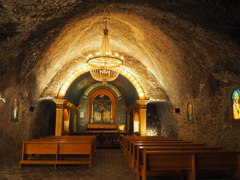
[87,19,124,84]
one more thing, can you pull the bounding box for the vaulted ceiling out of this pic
[0,0,240,106]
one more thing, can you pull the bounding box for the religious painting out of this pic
[232,90,240,120]
[187,102,193,122]
[11,98,19,122]
[92,94,112,124]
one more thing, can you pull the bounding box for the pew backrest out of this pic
[141,150,240,180]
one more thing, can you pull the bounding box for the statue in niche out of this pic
[187,102,193,122]
[93,94,112,124]
[232,90,240,120]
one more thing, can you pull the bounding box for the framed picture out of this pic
[11,98,19,122]
[232,90,240,120]
[187,102,193,122]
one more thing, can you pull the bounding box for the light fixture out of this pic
[87,18,124,84]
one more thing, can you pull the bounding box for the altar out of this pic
[70,131,136,148]
[87,124,117,131]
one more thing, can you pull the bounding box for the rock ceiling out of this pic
[0,0,239,105]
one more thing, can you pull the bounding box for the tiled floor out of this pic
[0,149,136,180]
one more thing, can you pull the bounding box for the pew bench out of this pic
[121,136,180,155]
[140,150,240,180]
[134,146,221,175]
[19,141,93,168]
[125,139,184,160]
[127,141,203,164]
[32,136,97,156]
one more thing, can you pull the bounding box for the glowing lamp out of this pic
[118,124,125,131]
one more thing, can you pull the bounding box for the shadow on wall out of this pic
[155,101,178,138]
[30,99,56,139]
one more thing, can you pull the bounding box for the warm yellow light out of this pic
[126,73,131,78]
[139,93,145,99]
[146,129,158,136]
[134,121,140,132]
[122,70,127,74]
[61,86,67,91]
[59,91,64,98]
[118,124,125,131]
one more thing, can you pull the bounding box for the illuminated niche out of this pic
[11,98,19,122]
[232,90,240,120]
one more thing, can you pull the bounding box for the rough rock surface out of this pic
[0,0,240,154]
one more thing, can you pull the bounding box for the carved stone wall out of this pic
[0,0,239,153]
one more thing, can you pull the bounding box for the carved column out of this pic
[122,105,131,132]
[134,100,150,136]
[126,108,131,132]
[73,111,77,133]
[128,105,135,132]
[52,98,67,136]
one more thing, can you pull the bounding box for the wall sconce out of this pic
[175,108,180,114]
[0,94,5,103]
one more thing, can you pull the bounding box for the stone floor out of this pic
[0,149,237,180]
[0,149,137,180]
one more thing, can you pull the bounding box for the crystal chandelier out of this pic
[87,19,124,85]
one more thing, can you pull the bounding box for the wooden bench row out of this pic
[121,135,240,180]
[19,135,97,168]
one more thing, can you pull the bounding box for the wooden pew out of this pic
[19,137,95,168]
[42,135,96,148]
[33,136,97,156]
[121,136,180,153]
[140,150,240,180]
[122,136,182,158]
[126,140,197,161]
[134,146,221,176]
[57,142,93,168]
[127,141,203,164]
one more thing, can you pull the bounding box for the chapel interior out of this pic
[0,0,240,179]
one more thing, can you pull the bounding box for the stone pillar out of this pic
[134,100,150,136]
[122,105,131,132]
[73,111,77,133]
[126,110,131,132]
[52,98,67,136]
